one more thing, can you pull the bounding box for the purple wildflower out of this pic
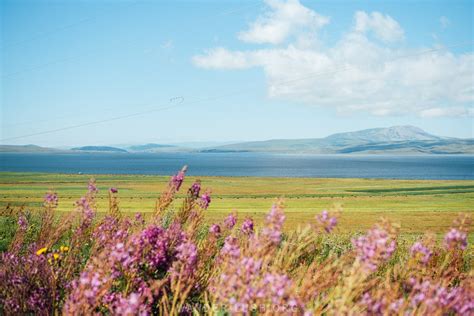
[188,180,201,198]
[17,215,28,231]
[200,192,212,209]
[224,213,237,229]
[352,227,396,271]
[111,292,149,316]
[109,187,118,193]
[261,204,286,245]
[407,279,473,314]
[443,228,467,250]
[133,212,145,226]
[262,273,295,305]
[170,166,187,191]
[88,179,98,194]
[170,241,198,283]
[316,210,338,233]
[410,241,432,264]
[220,236,240,259]
[209,224,221,237]
[43,192,58,207]
[76,196,95,227]
[241,218,254,235]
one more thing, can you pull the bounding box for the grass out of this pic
[1,172,473,238]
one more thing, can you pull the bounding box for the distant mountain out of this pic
[0,144,61,153]
[127,143,176,152]
[2,126,472,155]
[324,125,441,144]
[72,146,128,153]
[202,126,474,154]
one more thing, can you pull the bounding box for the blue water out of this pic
[0,153,473,179]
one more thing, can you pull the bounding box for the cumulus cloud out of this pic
[420,106,473,118]
[353,11,404,42]
[192,0,474,117]
[237,0,329,44]
[192,47,256,69]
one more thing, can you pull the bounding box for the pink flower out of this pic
[224,213,237,229]
[261,204,285,244]
[352,227,396,271]
[443,228,467,250]
[316,210,338,233]
[410,242,432,264]
[241,218,254,235]
[200,192,211,209]
[209,224,221,236]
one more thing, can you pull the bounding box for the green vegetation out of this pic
[1,172,472,239]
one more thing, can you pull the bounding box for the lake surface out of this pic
[0,153,473,179]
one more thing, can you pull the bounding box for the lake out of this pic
[0,152,473,179]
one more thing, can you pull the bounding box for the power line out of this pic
[2,41,473,142]
[1,0,141,50]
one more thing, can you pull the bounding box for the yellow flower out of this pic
[60,246,69,252]
[36,247,47,255]
[53,253,60,260]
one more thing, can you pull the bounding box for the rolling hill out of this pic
[71,146,128,153]
[201,126,474,154]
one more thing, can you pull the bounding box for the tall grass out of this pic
[0,166,472,315]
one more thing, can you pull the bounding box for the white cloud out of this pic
[420,106,473,118]
[237,0,329,44]
[354,11,404,42]
[192,1,474,118]
[192,47,257,69]
[440,16,450,29]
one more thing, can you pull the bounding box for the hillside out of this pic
[202,126,473,154]
[0,145,61,153]
[71,146,128,153]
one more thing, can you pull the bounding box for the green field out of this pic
[1,172,473,238]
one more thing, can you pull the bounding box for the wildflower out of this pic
[410,241,432,264]
[44,192,58,207]
[443,228,467,250]
[316,210,338,233]
[134,212,145,225]
[88,178,98,194]
[241,218,254,235]
[221,236,240,259]
[261,203,286,244]
[109,187,118,193]
[224,213,237,229]
[200,191,211,209]
[352,226,396,271]
[170,166,187,191]
[170,241,198,283]
[209,224,221,236]
[17,215,28,230]
[60,246,69,252]
[36,247,47,256]
[188,180,201,198]
[53,253,60,260]
[111,292,149,315]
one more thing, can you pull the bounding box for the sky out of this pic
[1,0,473,147]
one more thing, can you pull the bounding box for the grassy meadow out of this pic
[1,170,473,314]
[1,172,473,238]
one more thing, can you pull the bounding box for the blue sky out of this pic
[1,0,473,147]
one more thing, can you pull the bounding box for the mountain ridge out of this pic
[201,126,473,154]
[1,126,472,154]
